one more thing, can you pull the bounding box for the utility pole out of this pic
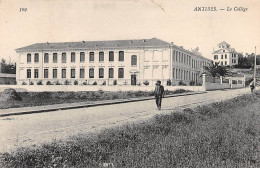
[254,46,257,87]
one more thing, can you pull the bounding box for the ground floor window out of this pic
[62,69,66,78]
[99,68,104,78]
[118,68,124,78]
[80,69,85,78]
[71,69,75,78]
[44,69,49,78]
[34,69,38,78]
[27,69,31,78]
[89,68,94,78]
[109,68,114,78]
[53,69,57,78]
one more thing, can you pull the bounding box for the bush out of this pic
[83,81,88,85]
[189,81,195,86]
[64,80,71,85]
[74,80,78,85]
[102,81,106,85]
[113,80,117,85]
[0,88,22,101]
[92,81,97,85]
[29,81,34,85]
[179,80,187,86]
[22,81,27,85]
[37,80,43,85]
[143,80,149,86]
[54,81,62,85]
[46,81,53,85]
[166,79,172,86]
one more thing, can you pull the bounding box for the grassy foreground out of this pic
[0,89,188,109]
[1,92,260,168]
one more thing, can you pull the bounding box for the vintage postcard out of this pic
[0,0,259,168]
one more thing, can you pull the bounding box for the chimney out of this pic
[143,39,146,42]
[82,41,85,43]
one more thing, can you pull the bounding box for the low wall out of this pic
[231,84,244,89]
[205,82,230,91]
[0,85,205,92]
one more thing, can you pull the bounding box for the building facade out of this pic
[213,41,238,66]
[15,38,211,86]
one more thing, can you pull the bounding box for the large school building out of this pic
[15,38,211,86]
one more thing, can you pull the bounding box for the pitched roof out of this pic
[218,41,230,46]
[16,38,172,52]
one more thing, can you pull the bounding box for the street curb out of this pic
[0,91,207,117]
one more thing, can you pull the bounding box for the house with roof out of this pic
[212,41,238,66]
[15,38,211,86]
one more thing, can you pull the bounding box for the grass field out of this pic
[0,89,188,109]
[1,92,260,168]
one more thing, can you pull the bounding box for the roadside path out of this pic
[0,88,252,153]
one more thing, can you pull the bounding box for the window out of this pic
[27,69,31,78]
[53,69,57,78]
[225,54,227,59]
[44,69,49,78]
[221,55,223,59]
[62,69,66,78]
[53,53,58,63]
[34,53,39,63]
[214,55,218,60]
[234,59,236,63]
[99,68,104,78]
[89,68,94,78]
[221,61,223,65]
[225,61,227,65]
[71,52,75,63]
[89,52,94,62]
[27,54,31,63]
[44,53,49,63]
[109,68,114,78]
[80,68,85,78]
[99,52,104,62]
[71,69,75,78]
[118,68,124,78]
[119,51,124,61]
[176,51,178,62]
[223,50,225,52]
[131,55,137,66]
[109,51,114,61]
[34,69,38,78]
[80,52,85,62]
[62,53,66,63]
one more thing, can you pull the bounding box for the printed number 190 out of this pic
[19,8,27,12]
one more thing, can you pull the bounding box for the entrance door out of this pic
[131,75,136,85]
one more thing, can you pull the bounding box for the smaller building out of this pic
[212,41,238,66]
[0,73,16,84]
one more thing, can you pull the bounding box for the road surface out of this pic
[0,88,251,153]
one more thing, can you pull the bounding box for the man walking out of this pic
[154,80,164,110]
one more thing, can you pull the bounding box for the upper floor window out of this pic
[109,51,114,61]
[27,54,31,63]
[131,55,137,66]
[27,69,31,78]
[99,68,104,78]
[118,68,124,78]
[71,69,75,78]
[62,53,66,63]
[80,52,85,62]
[71,52,75,63]
[89,68,94,78]
[53,53,58,63]
[214,55,218,60]
[99,52,104,62]
[225,54,227,59]
[34,53,39,63]
[89,52,94,62]
[119,51,124,61]
[44,53,49,63]
[221,55,223,59]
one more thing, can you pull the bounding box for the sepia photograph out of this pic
[0,0,259,168]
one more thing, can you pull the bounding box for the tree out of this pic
[0,58,16,74]
[203,61,228,82]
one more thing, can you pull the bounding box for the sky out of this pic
[0,0,260,63]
